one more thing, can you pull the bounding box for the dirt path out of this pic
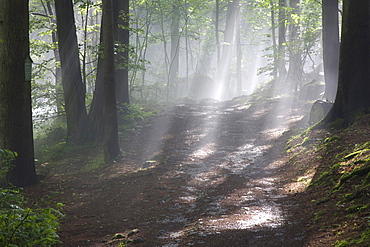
[29,96,314,246]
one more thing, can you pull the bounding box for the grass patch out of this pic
[83,153,105,172]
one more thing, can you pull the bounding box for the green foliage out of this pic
[357,228,370,245]
[314,211,325,222]
[34,120,67,160]
[334,228,370,247]
[0,149,17,185]
[0,150,63,246]
[334,239,351,247]
[323,135,341,144]
[39,141,97,163]
[0,189,63,247]
[83,153,105,172]
[118,104,158,140]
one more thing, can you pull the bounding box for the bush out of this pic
[0,149,63,246]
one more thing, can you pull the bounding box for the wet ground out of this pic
[30,96,314,246]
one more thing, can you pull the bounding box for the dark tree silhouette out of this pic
[114,0,130,107]
[325,0,370,125]
[103,0,120,162]
[89,0,130,139]
[0,0,38,186]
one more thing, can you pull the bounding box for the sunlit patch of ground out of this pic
[190,142,216,159]
[29,95,319,247]
[202,204,284,230]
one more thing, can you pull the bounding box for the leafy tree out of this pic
[0,0,38,186]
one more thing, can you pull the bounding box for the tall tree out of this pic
[103,0,120,162]
[55,0,88,144]
[169,2,180,98]
[286,0,302,89]
[0,0,38,186]
[89,0,130,139]
[325,0,370,125]
[215,0,221,69]
[322,0,339,102]
[278,0,287,81]
[45,0,63,119]
[236,2,242,95]
[218,0,238,99]
[270,0,278,79]
[114,0,130,107]
[88,22,105,139]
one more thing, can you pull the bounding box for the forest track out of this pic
[28,96,315,246]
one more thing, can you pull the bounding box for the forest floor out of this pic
[25,90,370,246]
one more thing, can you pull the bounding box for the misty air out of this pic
[1,0,370,246]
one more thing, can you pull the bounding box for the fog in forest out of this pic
[3,0,359,245]
[29,0,329,124]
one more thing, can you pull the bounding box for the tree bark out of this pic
[169,3,180,98]
[215,0,221,69]
[278,0,287,81]
[324,0,370,125]
[0,0,38,186]
[236,3,242,95]
[322,0,339,102]
[286,0,302,89]
[89,0,130,139]
[114,0,130,107]
[270,0,278,79]
[55,0,88,144]
[103,0,120,162]
[88,16,105,140]
[218,0,238,99]
[45,1,63,119]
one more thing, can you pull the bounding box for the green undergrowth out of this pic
[118,104,159,141]
[285,115,370,246]
[36,104,159,175]
[0,149,63,246]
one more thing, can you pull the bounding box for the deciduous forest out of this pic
[1,0,370,246]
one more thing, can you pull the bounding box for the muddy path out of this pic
[30,96,313,246]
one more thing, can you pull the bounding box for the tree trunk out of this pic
[0,0,38,186]
[286,0,302,90]
[322,0,339,102]
[270,0,278,79]
[278,0,287,82]
[45,1,63,119]
[218,0,238,99]
[236,3,242,95]
[55,0,88,144]
[114,0,130,108]
[89,0,130,139]
[324,0,370,125]
[103,0,120,162]
[88,15,105,140]
[169,3,180,98]
[215,0,221,69]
